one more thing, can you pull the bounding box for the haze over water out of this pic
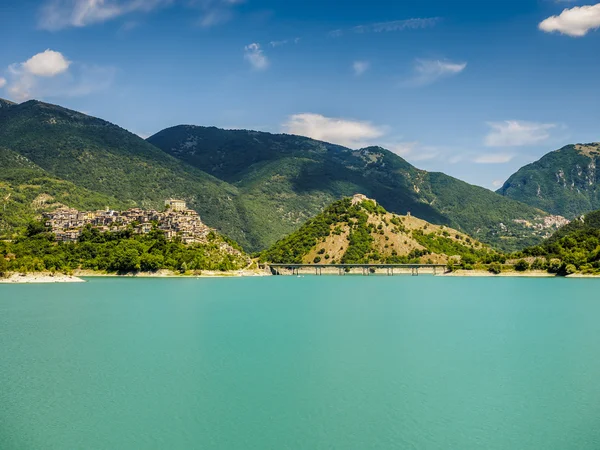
[2,277,600,449]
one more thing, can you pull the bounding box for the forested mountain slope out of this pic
[498,143,600,218]
[149,125,561,251]
[0,100,246,244]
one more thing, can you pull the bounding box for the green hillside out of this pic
[498,143,600,218]
[0,98,567,252]
[260,195,496,265]
[0,100,247,245]
[521,209,600,275]
[149,125,559,251]
[0,146,125,237]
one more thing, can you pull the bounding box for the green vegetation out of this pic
[498,143,600,218]
[149,126,554,252]
[260,197,498,265]
[259,198,355,263]
[0,222,248,275]
[0,98,565,253]
[517,209,600,275]
[0,100,245,245]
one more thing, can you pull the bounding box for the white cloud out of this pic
[492,180,504,188]
[473,153,515,164]
[38,0,243,30]
[270,40,288,47]
[39,0,172,30]
[3,50,114,102]
[22,49,71,77]
[282,113,386,148]
[244,43,269,70]
[485,121,556,147]
[539,3,600,37]
[405,59,467,86]
[331,17,440,37]
[0,77,6,89]
[353,61,370,76]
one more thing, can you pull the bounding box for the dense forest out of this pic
[0,222,249,276]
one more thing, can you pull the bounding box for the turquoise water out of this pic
[1,277,600,449]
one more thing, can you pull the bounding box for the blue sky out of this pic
[1,0,599,188]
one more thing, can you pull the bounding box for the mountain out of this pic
[260,194,492,265]
[0,99,248,244]
[0,98,16,109]
[498,143,600,218]
[521,209,600,275]
[0,145,126,236]
[0,98,566,252]
[148,125,560,252]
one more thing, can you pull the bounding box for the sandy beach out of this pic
[0,273,86,284]
[441,270,557,278]
[74,269,272,278]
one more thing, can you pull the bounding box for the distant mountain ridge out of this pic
[0,97,562,252]
[148,125,560,251]
[498,143,600,218]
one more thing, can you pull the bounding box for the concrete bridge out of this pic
[268,264,448,276]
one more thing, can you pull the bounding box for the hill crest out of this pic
[261,194,492,265]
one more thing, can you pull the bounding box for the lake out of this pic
[1,277,600,449]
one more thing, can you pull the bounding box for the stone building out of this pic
[165,199,187,212]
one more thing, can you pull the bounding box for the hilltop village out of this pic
[44,199,213,244]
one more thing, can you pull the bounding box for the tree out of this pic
[515,260,530,272]
[488,263,502,274]
[140,253,164,272]
[0,257,8,276]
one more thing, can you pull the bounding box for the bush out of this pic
[313,256,322,263]
[0,257,8,276]
[564,264,577,275]
[530,258,545,271]
[547,259,562,274]
[515,260,530,272]
[488,263,502,274]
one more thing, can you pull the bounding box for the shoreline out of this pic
[442,270,600,278]
[2,269,599,284]
[0,273,86,284]
[74,269,271,279]
[441,270,556,278]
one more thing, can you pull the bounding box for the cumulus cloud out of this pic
[404,59,467,86]
[539,3,600,37]
[492,180,504,188]
[2,50,114,102]
[244,43,268,70]
[0,77,6,89]
[282,113,386,148]
[353,61,370,76]
[485,121,556,147]
[330,17,440,37]
[22,49,71,77]
[473,153,515,164]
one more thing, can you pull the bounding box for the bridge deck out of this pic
[268,263,448,276]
